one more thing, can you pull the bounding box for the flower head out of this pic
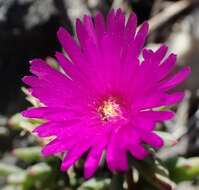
[22,9,191,178]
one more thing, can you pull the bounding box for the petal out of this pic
[55,52,86,82]
[22,107,85,121]
[106,9,115,34]
[128,143,148,160]
[33,121,80,137]
[94,12,106,40]
[57,27,84,64]
[42,139,63,156]
[164,92,185,105]
[55,52,101,96]
[136,91,185,110]
[23,73,92,107]
[26,59,83,94]
[106,128,128,172]
[138,111,175,121]
[134,21,149,55]
[153,45,168,62]
[160,66,191,90]
[29,59,66,81]
[83,15,97,44]
[61,142,91,171]
[125,11,137,40]
[132,117,156,131]
[76,19,89,48]
[142,48,153,60]
[142,132,164,149]
[41,132,85,156]
[158,53,177,79]
[115,8,125,34]
[42,138,75,156]
[125,126,148,160]
[84,142,106,178]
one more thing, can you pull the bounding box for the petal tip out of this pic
[57,26,67,39]
[60,162,71,171]
[84,169,93,179]
[167,111,175,120]
[185,66,192,75]
[141,21,149,31]
[21,110,29,117]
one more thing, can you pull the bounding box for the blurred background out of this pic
[0,0,199,190]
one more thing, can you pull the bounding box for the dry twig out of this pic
[148,0,199,34]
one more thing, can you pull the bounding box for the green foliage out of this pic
[78,178,111,190]
[13,147,42,162]
[0,163,23,177]
[166,157,199,183]
[129,155,176,190]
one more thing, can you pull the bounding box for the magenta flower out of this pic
[22,9,190,178]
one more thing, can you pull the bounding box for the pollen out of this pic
[98,97,122,121]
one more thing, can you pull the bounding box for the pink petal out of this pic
[138,111,175,121]
[115,8,125,34]
[153,45,168,62]
[55,52,86,82]
[128,143,148,160]
[22,107,85,121]
[83,15,97,44]
[29,59,66,81]
[42,134,84,156]
[42,139,63,156]
[158,53,177,79]
[125,11,137,40]
[134,21,149,55]
[133,118,156,131]
[41,138,75,156]
[160,66,191,90]
[142,48,153,60]
[94,12,106,40]
[136,91,185,110]
[84,142,106,178]
[61,142,91,171]
[76,19,89,48]
[142,132,164,148]
[106,9,115,34]
[106,128,128,172]
[33,121,81,137]
[57,27,84,64]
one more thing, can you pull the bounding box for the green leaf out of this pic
[9,113,43,133]
[129,155,176,190]
[22,163,52,190]
[166,157,199,183]
[13,146,42,162]
[0,163,23,177]
[1,185,23,190]
[7,172,27,185]
[78,178,111,190]
[27,162,51,177]
[0,126,9,136]
[21,87,42,107]
[155,132,178,147]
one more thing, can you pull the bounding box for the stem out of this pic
[126,168,135,190]
[110,172,124,190]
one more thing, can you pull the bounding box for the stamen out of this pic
[98,97,122,121]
